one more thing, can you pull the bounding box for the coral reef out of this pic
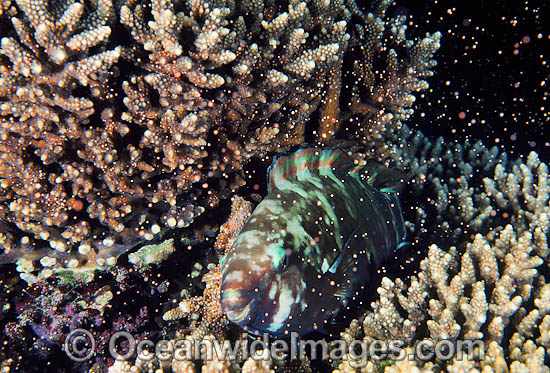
[0,0,440,281]
[1,124,548,372]
[116,127,549,373]
[333,126,550,371]
[0,0,126,277]
[8,0,548,372]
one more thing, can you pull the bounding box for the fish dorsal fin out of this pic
[268,148,409,194]
[268,148,356,192]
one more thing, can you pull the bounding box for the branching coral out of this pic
[0,0,451,371]
[0,0,147,279]
[0,0,440,282]
[118,0,354,183]
[348,126,550,371]
[337,3,440,157]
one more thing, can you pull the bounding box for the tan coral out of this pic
[353,126,550,370]
[0,0,440,283]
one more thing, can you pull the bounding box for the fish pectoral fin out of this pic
[333,281,353,301]
[396,241,409,250]
[331,263,364,301]
[327,226,370,300]
[327,225,361,274]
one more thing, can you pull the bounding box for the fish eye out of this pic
[273,247,292,272]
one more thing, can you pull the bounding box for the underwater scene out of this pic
[0,0,548,371]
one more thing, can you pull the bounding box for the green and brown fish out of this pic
[220,148,408,336]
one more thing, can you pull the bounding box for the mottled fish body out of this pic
[220,148,407,336]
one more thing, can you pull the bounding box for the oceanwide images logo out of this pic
[64,328,484,366]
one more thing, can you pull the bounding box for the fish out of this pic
[220,148,408,336]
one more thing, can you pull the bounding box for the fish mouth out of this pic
[225,300,254,323]
[221,266,273,328]
[221,288,261,326]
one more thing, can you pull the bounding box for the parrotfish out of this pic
[220,148,407,336]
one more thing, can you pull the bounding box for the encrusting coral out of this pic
[0,0,440,283]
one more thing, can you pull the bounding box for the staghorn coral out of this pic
[345,126,550,371]
[0,0,174,280]
[0,0,440,283]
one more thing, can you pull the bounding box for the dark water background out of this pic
[406,0,549,161]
